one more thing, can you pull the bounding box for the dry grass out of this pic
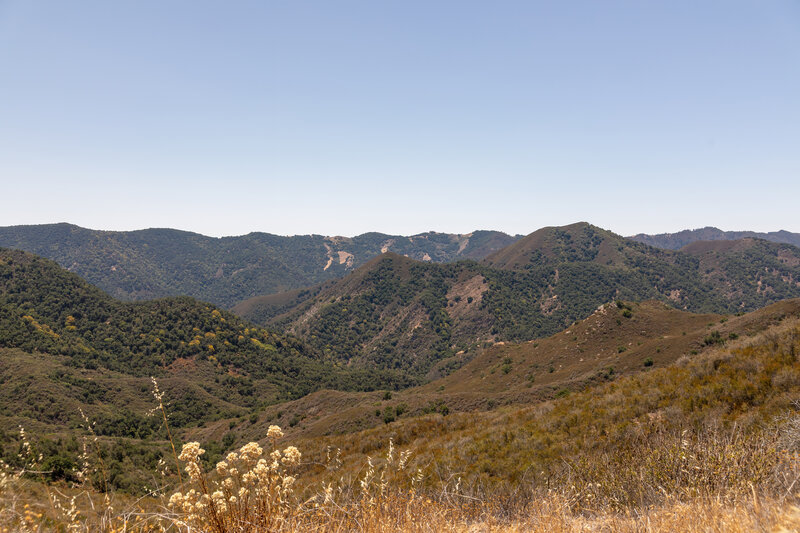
[2,424,799,532]
[4,471,799,532]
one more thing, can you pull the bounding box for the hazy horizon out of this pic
[3,220,800,241]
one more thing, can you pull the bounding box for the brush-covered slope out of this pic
[239,224,800,383]
[215,298,800,443]
[267,253,493,381]
[0,248,412,436]
[217,299,725,441]
[0,224,520,307]
[265,301,800,512]
[679,237,800,309]
[428,298,800,397]
[630,226,800,250]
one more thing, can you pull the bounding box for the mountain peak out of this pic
[483,222,628,270]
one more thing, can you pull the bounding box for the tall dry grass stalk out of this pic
[150,377,182,485]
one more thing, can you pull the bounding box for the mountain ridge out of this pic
[630,226,800,249]
[0,223,521,307]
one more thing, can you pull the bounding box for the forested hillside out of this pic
[0,248,412,437]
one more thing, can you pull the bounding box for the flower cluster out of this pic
[177,442,205,481]
[267,425,283,440]
[169,426,303,530]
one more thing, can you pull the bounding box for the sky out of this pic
[0,1,798,238]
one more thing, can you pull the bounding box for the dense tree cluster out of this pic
[0,249,405,399]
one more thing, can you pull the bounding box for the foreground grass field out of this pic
[1,445,799,532]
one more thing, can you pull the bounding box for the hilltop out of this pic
[0,224,520,307]
[630,226,800,250]
[483,221,640,269]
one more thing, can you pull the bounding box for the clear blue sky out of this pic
[1,1,798,237]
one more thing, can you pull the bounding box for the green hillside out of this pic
[0,224,520,307]
[680,237,800,309]
[0,248,416,433]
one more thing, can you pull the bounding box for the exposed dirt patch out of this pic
[167,357,197,373]
[540,294,561,315]
[778,249,800,267]
[380,239,396,254]
[337,251,354,268]
[456,235,471,255]
[323,243,334,271]
[446,275,486,318]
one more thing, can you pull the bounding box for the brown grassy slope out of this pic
[284,310,800,508]
[425,298,800,397]
[3,462,798,532]
[197,298,800,445]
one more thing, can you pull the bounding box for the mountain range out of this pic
[4,222,800,388]
[4,240,799,497]
[629,226,800,250]
[0,223,520,307]
[3,222,799,311]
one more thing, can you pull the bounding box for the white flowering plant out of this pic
[169,426,302,532]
